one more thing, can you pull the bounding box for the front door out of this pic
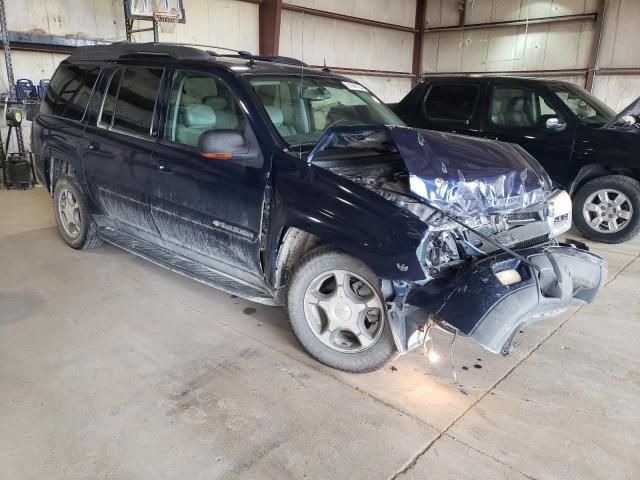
[481,83,575,186]
[150,69,270,278]
[83,66,164,233]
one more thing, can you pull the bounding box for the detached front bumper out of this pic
[393,244,607,355]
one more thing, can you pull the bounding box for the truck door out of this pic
[481,82,575,186]
[82,66,163,233]
[150,68,270,278]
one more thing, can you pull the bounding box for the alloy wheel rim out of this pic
[58,188,82,238]
[583,189,633,234]
[303,269,385,353]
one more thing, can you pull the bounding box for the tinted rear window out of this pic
[424,84,479,122]
[111,68,163,136]
[41,64,99,121]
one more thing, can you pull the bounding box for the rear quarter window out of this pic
[41,64,100,121]
[423,84,480,123]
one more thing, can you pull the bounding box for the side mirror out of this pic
[544,116,566,131]
[198,129,263,168]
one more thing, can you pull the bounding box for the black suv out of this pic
[393,77,640,243]
[33,43,606,373]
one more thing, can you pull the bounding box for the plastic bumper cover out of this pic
[401,244,607,355]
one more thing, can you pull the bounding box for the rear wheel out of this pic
[287,247,397,373]
[53,175,103,250]
[573,175,640,244]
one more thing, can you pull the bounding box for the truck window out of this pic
[41,64,100,121]
[110,68,163,136]
[164,71,245,147]
[99,69,124,128]
[423,84,479,122]
[489,85,560,128]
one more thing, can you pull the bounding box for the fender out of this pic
[265,157,428,288]
[33,113,86,192]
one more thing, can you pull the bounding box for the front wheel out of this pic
[573,175,640,244]
[286,247,397,373]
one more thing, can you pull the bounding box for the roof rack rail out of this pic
[161,42,253,56]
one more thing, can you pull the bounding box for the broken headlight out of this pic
[546,190,572,236]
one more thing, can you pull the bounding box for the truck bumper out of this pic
[393,244,607,355]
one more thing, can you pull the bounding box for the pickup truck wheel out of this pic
[573,175,640,244]
[53,175,103,250]
[287,247,397,373]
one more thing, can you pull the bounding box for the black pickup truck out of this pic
[393,76,640,243]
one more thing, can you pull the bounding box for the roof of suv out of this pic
[67,42,347,79]
[421,75,578,88]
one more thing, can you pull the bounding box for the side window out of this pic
[99,69,124,128]
[111,68,163,136]
[41,64,100,121]
[489,85,560,128]
[423,84,479,122]
[165,71,245,147]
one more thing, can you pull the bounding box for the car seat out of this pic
[265,106,296,137]
[203,96,239,129]
[176,104,217,146]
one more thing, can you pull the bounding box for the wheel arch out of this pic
[570,164,640,196]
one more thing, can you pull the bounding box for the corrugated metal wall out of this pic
[279,0,416,102]
[0,0,638,146]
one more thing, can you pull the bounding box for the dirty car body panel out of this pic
[32,43,607,369]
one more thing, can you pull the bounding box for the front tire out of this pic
[286,247,397,373]
[53,175,103,250]
[573,175,640,244]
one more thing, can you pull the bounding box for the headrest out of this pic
[203,96,229,110]
[265,105,283,126]
[184,104,216,127]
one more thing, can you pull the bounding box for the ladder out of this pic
[0,0,25,155]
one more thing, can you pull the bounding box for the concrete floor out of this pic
[1,187,639,480]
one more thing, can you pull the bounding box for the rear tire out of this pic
[53,175,103,250]
[286,247,397,373]
[573,175,640,244]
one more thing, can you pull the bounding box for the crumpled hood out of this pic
[308,125,553,218]
[387,126,552,217]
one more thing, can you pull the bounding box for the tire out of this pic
[286,247,398,373]
[573,175,640,244]
[53,175,103,250]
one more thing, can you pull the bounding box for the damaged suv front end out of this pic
[306,125,607,357]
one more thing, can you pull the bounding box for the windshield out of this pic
[248,76,403,149]
[550,85,615,126]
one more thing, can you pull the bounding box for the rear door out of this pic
[409,81,485,136]
[150,68,270,277]
[83,65,164,233]
[481,82,575,185]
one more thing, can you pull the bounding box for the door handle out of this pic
[88,141,101,151]
[158,164,173,174]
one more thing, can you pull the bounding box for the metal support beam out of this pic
[281,4,416,33]
[585,0,607,92]
[309,65,413,79]
[422,68,588,79]
[259,0,282,56]
[458,0,466,27]
[412,0,427,87]
[425,12,596,33]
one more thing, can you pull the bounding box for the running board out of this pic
[98,227,277,305]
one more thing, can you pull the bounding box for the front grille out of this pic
[505,210,543,223]
[512,234,550,251]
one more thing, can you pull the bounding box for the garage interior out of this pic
[1,1,639,479]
